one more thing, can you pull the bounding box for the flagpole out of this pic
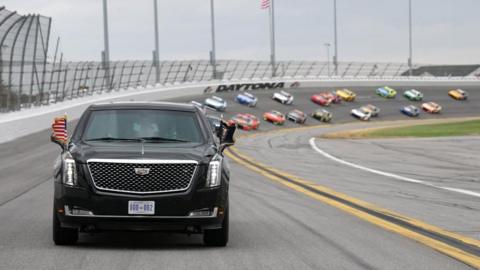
[269,0,276,77]
[333,0,338,76]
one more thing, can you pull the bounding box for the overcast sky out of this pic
[2,0,479,64]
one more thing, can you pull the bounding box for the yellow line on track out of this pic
[225,129,480,268]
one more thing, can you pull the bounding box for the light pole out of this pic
[325,43,331,77]
[102,0,111,87]
[268,0,277,77]
[408,0,413,76]
[210,0,217,79]
[333,0,338,76]
[153,0,160,84]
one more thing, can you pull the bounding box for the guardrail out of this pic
[1,59,479,113]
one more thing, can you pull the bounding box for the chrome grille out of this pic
[87,159,198,194]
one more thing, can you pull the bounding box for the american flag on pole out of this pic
[52,115,68,143]
[261,0,270,9]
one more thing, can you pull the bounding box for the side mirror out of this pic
[221,124,236,144]
[50,133,66,151]
[219,122,236,152]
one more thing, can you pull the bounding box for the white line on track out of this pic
[309,137,480,198]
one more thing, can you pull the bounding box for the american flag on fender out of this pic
[261,0,270,9]
[52,115,68,143]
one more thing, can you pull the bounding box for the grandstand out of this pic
[0,6,51,111]
[401,65,480,77]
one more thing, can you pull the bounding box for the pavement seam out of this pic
[0,177,51,207]
[225,146,480,269]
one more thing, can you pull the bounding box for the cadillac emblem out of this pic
[134,168,150,176]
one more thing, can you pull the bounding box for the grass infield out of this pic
[324,119,480,139]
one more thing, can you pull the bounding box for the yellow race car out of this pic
[448,89,468,100]
[335,89,356,102]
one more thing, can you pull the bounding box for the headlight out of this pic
[63,152,77,186]
[206,155,222,187]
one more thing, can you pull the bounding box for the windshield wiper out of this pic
[86,137,143,142]
[137,137,191,143]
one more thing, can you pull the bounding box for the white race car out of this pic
[351,108,372,121]
[190,101,208,113]
[360,104,380,117]
[272,91,294,105]
[204,96,227,111]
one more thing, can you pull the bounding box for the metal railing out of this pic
[2,59,480,112]
[1,7,480,113]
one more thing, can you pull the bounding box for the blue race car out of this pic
[235,92,258,107]
[400,105,420,117]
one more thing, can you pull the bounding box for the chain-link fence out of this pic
[3,59,480,113]
[1,7,480,113]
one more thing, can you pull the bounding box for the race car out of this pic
[272,91,294,104]
[242,113,260,128]
[360,104,380,117]
[324,92,342,103]
[422,102,442,113]
[230,113,260,131]
[204,96,227,111]
[235,92,258,107]
[351,107,372,121]
[376,86,397,98]
[448,89,468,100]
[263,110,286,125]
[286,109,307,124]
[311,94,331,106]
[190,101,207,113]
[400,105,420,117]
[336,89,356,102]
[311,109,332,122]
[403,89,424,101]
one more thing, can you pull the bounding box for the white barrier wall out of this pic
[0,79,479,144]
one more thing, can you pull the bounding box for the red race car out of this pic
[311,94,331,106]
[322,92,342,104]
[231,113,260,131]
[241,113,260,129]
[263,110,285,125]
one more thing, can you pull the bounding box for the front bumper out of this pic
[54,182,227,232]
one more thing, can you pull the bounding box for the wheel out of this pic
[204,207,229,247]
[53,211,78,245]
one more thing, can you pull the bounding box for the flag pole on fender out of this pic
[262,0,276,77]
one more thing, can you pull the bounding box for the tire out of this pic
[204,207,229,247]
[53,211,78,245]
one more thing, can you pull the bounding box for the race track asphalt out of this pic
[0,85,479,269]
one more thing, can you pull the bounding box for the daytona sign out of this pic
[204,81,300,93]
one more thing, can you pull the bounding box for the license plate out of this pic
[128,201,155,215]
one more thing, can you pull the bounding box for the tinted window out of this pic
[83,109,203,143]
